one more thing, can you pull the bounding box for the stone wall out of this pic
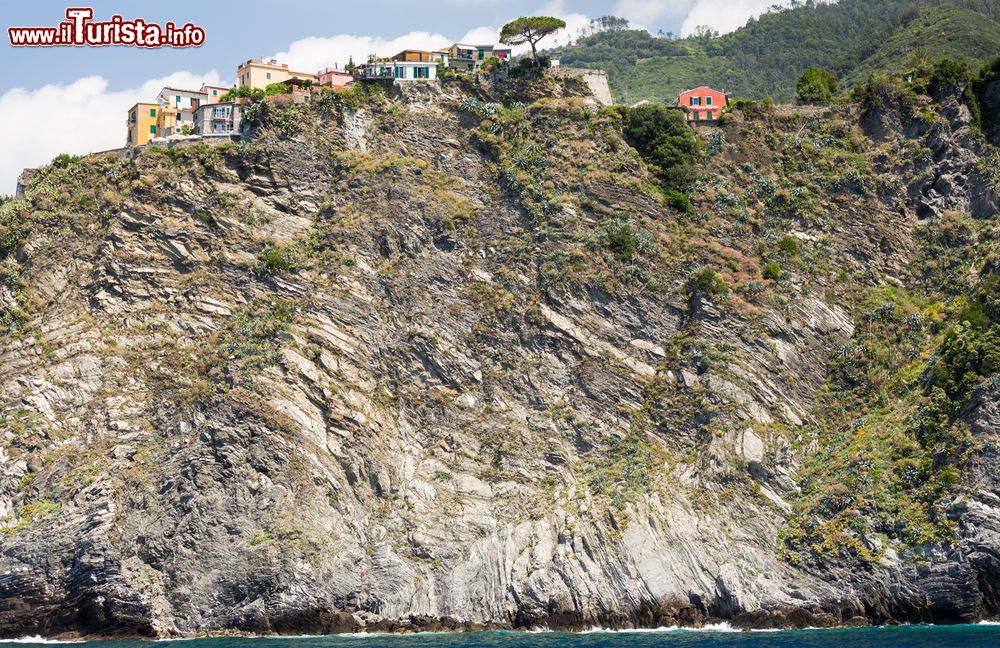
[551,67,614,106]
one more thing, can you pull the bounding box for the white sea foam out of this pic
[0,638,83,645]
[580,622,739,634]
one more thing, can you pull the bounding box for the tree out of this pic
[345,56,357,75]
[500,16,566,66]
[796,67,838,103]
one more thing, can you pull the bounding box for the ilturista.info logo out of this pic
[8,7,206,48]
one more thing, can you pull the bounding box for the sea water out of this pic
[3,624,1000,648]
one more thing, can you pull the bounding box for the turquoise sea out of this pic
[4,625,1000,648]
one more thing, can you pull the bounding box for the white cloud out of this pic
[538,0,592,48]
[614,0,793,36]
[458,25,502,45]
[614,0,695,29]
[0,70,224,194]
[680,0,792,36]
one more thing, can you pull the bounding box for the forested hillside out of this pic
[554,0,1000,102]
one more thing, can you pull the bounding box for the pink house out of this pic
[200,84,231,104]
[318,67,355,89]
[678,86,728,122]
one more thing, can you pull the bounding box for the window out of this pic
[150,108,157,118]
[130,110,136,122]
[191,99,199,109]
[149,125,156,134]
[706,96,712,105]
[266,72,271,80]
[213,89,218,96]
[690,96,701,106]
[176,95,181,105]
[478,49,484,60]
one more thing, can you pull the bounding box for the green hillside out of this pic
[844,5,1000,85]
[554,0,1000,103]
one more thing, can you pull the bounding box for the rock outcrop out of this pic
[0,77,998,639]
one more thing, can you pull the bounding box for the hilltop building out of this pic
[678,86,728,122]
[200,84,230,104]
[236,58,318,89]
[195,102,243,136]
[317,67,354,88]
[126,103,161,146]
[393,50,437,63]
[358,51,439,81]
[444,43,512,72]
[157,87,208,133]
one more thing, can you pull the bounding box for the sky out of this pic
[0,0,792,193]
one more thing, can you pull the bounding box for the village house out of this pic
[126,102,160,146]
[432,49,451,65]
[317,67,354,89]
[393,50,437,63]
[157,87,209,133]
[678,86,728,123]
[194,102,243,136]
[444,43,512,72]
[200,84,230,104]
[358,51,439,81]
[236,58,318,89]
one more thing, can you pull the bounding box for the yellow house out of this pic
[157,105,179,136]
[235,58,318,89]
[127,102,160,146]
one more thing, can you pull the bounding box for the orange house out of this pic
[678,86,728,122]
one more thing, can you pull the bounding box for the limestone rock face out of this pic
[0,79,998,639]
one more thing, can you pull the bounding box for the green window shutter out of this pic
[706,96,712,105]
[150,108,157,117]
[149,125,156,134]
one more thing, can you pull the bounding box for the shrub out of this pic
[796,67,838,104]
[51,153,82,168]
[968,56,1000,142]
[622,104,701,190]
[264,82,293,96]
[665,189,690,213]
[317,83,378,114]
[730,99,775,119]
[220,85,264,103]
[928,58,972,95]
[253,241,302,277]
[436,61,455,80]
[779,235,801,256]
[853,72,917,122]
[763,261,782,280]
[685,267,728,297]
[0,199,31,261]
[590,217,649,261]
[216,301,294,386]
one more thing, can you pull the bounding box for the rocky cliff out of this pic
[0,73,998,638]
